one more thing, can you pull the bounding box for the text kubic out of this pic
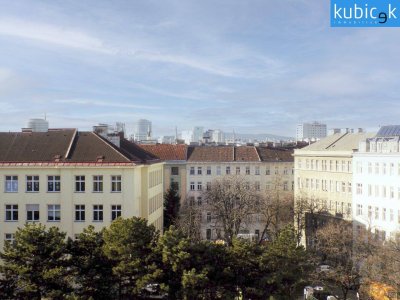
[334,3,397,23]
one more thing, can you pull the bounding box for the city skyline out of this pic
[0,1,399,136]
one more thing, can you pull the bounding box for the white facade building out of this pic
[353,126,400,240]
[192,127,204,143]
[134,119,152,142]
[296,122,327,141]
[212,130,225,144]
[27,118,49,132]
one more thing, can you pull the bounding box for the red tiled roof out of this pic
[139,144,187,161]
[235,146,260,161]
[256,147,293,162]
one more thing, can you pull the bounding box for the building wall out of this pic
[353,153,400,240]
[163,162,187,202]
[296,123,327,141]
[186,161,294,240]
[0,163,164,249]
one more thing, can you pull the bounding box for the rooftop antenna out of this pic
[44,113,47,120]
[175,126,178,144]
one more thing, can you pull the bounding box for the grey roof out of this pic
[377,125,400,137]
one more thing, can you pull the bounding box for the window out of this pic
[342,182,346,193]
[245,166,250,175]
[197,167,202,175]
[47,176,60,192]
[375,163,379,174]
[171,167,179,176]
[298,159,302,169]
[206,212,211,223]
[48,205,60,221]
[26,176,39,192]
[26,204,39,221]
[283,181,288,191]
[347,203,352,216]
[5,176,18,192]
[206,182,211,190]
[93,175,103,192]
[368,162,372,174]
[206,166,211,175]
[375,207,379,220]
[306,159,310,169]
[383,163,387,175]
[93,205,103,222]
[266,182,271,190]
[4,233,15,245]
[255,181,260,191]
[75,205,85,221]
[216,166,221,175]
[266,167,270,175]
[356,204,362,216]
[356,183,363,195]
[5,204,18,221]
[111,176,122,192]
[255,166,260,175]
[368,206,372,218]
[236,166,241,175]
[390,187,394,199]
[75,176,85,192]
[190,182,195,190]
[382,208,387,221]
[170,181,179,190]
[274,167,279,175]
[111,205,122,220]
[197,182,202,190]
[197,197,202,206]
[368,184,372,196]
[226,166,231,175]
[190,167,195,175]
[206,229,211,240]
[348,182,352,193]
[390,209,394,222]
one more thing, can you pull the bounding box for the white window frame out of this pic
[75,176,85,192]
[93,175,103,192]
[93,205,103,222]
[26,175,39,192]
[5,204,18,221]
[47,175,60,192]
[48,204,61,222]
[75,205,85,222]
[111,205,122,221]
[111,175,122,192]
[5,176,18,193]
[26,204,40,221]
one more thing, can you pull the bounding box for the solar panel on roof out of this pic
[377,125,400,137]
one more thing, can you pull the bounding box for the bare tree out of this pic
[258,175,294,243]
[176,196,202,243]
[202,176,260,246]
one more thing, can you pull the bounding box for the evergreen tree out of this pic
[164,185,181,230]
[69,226,116,299]
[103,217,161,298]
[0,223,71,299]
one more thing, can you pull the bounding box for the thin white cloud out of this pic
[54,99,160,110]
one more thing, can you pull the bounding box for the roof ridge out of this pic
[325,132,349,150]
[92,132,132,162]
[65,129,77,159]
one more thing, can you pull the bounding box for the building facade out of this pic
[353,126,400,240]
[0,129,164,249]
[133,119,152,142]
[296,122,327,141]
[186,146,294,241]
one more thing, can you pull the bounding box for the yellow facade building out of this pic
[0,129,164,249]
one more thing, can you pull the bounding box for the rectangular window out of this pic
[375,207,379,220]
[4,233,15,245]
[197,182,202,190]
[5,204,18,221]
[348,182,352,194]
[111,175,122,192]
[236,166,241,175]
[26,175,39,192]
[206,228,211,240]
[206,182,211,190]
[26,204,39,221]
[266,167,270,175]
[190,182,195,191]
[347,203,352,216]
[93,175,103,192]
[342,182,346,193]
[197,167,202,175]
[93,205,103,222]
[356,183,363,195]
[206,166,211,175]
[226,166,231,175]
[298,159,302,169]
[216,166,221,175]
[255,181,260,191]
[368,206,372,218]
[274,167,279,175]
[266,182,271,190]
[206,212,211,223]
[368,162,372,174]
[47,176,60,192]
[283,182,288,191]
[255,166,260,175]
[5,176,18,192]
[197,197,202,206]
[75,176,85,192]
[375,163,379,174]
[75,205,85,221]
[368,184,372,196]
[111,205,122,220]
[171,167,179,176]
[283,167,288,175]
[382,208,387,221]
[47,204,60,221]
[190,167,195,175]
[246,166,250,175]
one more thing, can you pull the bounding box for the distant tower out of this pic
[27,118,49,132]
[134,119,152,142]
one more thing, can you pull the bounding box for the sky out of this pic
[0,0,399,137]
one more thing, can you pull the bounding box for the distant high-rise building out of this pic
[26,118,49,132]
[296,122,327,141]
[192,126,204,143]
[134,119,152,142]
[212,129,225,144]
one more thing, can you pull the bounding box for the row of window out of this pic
[355,161,400,176]
[355,184,400,199]
[188,166,293,176]
[297,159,352,173]
[297,178,352,194]
[356,204,400,223]
[189,181,293,192]
[4,175,122,193]
[3,204,122,222]
[204,228,261,241]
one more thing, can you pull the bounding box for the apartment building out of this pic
[296,122,327,141]
[353,126,400,240]
[139,144,187,199]
[294,132,374,246]
[186,146,294,241]
[0,128,164,249]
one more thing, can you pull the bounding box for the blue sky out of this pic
[0,0,399,137]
